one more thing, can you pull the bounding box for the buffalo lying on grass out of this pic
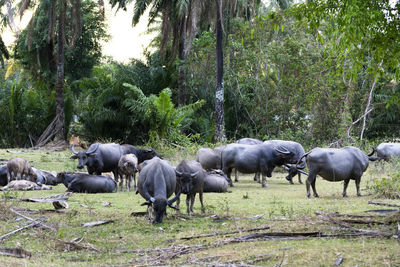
[175,160,205,214]
[298,146,378,198]
[0,165,7,186]
[203,170,229,193]
[59,173,117,193]
[137,157,180,224]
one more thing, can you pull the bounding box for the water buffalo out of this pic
[118,153,138,191]
[0,165,8,186]
[264,140,308,184]
[299,146,378,198]
[120,144,161,164]
[195,145,226,171]
[71,143,122,178]
[175,160,205,214]
[235,138,263,183]
[67,174,117,193]
[137,157,180,224]
[221,143,295,188]
[56,172,87,187]
[31,167,57,185]
[203,170,229,193]
[7,158,36,182]
[376,142,400,161]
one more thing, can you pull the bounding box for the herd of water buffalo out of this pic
[0,140,399,223]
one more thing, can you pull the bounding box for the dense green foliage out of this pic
[0,0,399,148]
[14,0,108,84]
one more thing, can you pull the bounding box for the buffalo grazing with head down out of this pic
[137,157,180,224]
[222,143,296,188]
[264,140,308,184]
[375,142,400,161]
[298,146,378,198]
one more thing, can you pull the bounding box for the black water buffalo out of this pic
[56,172,87,187]
[221,143,295,188]
[120,144,161,164]
[175,160,205,214]
[0,165,7,186]
[376,142,400,161]
[203,170,229,193]
[235,138,263,183]
[264,140,308,184]
[299,146,378,198]
[67,174,117,193]
[137,157,180,224]
[71,143,122,180]
[196,145,226,171]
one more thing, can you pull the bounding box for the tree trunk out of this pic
[178,14,187,106]
[54,0,66,141]
[214,0,226,143]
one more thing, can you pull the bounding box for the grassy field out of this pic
[0,147,399,266]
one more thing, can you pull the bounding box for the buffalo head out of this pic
[70,143,99,169]
[175,169,199,194]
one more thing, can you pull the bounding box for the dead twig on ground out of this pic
[368,201,400,208]
[0,247,31,258]
[10,208,56,231]
[0,221,42,242]
[180,226,271,240]
[82,220,114,227]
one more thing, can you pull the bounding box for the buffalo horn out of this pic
[275,146,290,155]
[85,143,99,155]
[190,171,199,178]
[297,169,309,175]
[175,170,183,176]
[141,199,153,206]
[71,145,78,155]
[168,189,181,206]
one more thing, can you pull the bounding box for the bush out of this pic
[369,171,400,199]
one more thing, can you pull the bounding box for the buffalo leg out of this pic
[199,192,205,213]
[342,179,350,197]
[190,194,196,214]
[225,168,234,187]
[133,172,137,190]
[234,169,239,182]
[254,172,260,183]
[355,177,361,196]
[261,174,268,188]
[186,194,191,214]
[119,176,124,191]
[298,173,303,184]
[306,173,318,198]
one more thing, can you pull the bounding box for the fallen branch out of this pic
[316,210,386,218]
[82,220,114,227]
[0,221,41,242]
[320,213,394,238]
[180,226,271,240]
[10,208,55,231]
[368,201,400,208]
[0,247,31,258]
[55,238,99,252]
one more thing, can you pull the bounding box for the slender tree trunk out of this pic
[178,14,187,106]
[215,0,226,143]
[54,0,66,140]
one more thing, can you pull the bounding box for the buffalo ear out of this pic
[70,155,78,159]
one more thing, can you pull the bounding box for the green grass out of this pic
[0,147,399,266]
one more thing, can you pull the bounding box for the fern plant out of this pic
[123,83,204,145]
